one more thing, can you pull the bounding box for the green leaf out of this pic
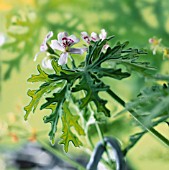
[24,83,52,120]
[89,41,155,76]
[59,102,85,152]
[28,65,51,83]
[126,83,169,127]
[72,73,110,117]
[48,61,80,82]
[123,131,146,155]
[41,85,68,143]
[94,68,130,80]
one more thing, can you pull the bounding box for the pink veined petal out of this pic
[67,35,80,45]
[45,31,53,42]
[91,32,99,41]
[51,40,65,52]
[69,48,86,54]
[42,57,53,69]
[58,32,68,44]
[102,44,109,52]
[81,32,88,37]
[58,52,69,65]
[81,32,90,44]
[99,29,107,40]
[40,42,48,52]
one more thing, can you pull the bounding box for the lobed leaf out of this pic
[59,102,85,152]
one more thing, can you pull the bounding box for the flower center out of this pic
[62,37,74,48]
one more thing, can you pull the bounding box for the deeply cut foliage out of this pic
[24,36,157,152]
[124,83,169,154]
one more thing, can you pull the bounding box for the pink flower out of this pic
[34,31,53,61]
[51,32,85,65]
[148,37,162,55]
[81,29,109,51]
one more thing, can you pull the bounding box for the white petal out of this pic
[102,44,109,52]
[81,32,90,44]
[42,57,53,69]
[67,35,79,45]
[153,48,156,55]
[51,40,64,51]
[34,52,41,61]
[58,52,69,65]
[40,42,48,52]
[58,32,68,44]
[81,32,88,37]
[45,31,53,42]
[91,32,99,41]
[99,29,107,40]
[69,48,86,54]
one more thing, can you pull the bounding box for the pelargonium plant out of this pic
[24,29,169,170]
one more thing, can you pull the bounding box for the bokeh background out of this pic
[0,0,169,169]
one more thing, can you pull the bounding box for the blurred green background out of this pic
[0,0,169,169]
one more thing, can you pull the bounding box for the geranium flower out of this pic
[51,32,85,65]
[149,37,162,55]
[81,29,109,51]
[34,31,53,61]
[41,55,53,70]
[81,29,107,44]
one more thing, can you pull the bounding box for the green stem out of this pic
[87,102,114,169]
[107,89,169,147]
[95,122,115,168]
[38,139,86,170]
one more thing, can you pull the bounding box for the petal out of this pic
[58,32,68,44]
[99,29,107,40]
[51,40,65,52]
[69,48,86,54]
[153,48,156,55]
[42,57,53,69]
[67,35,79,45]
[34,51,41,61]
[40,42,48,52]
[91,32,99,41]
[45,31,53,42]
[102,44,109,52]
[81,32,90,44]
[58,52,69,65]
[81,32,89,37]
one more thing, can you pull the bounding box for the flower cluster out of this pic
[149,37,169,59]
[34,29,108,69]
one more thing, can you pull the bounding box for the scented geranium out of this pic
[34,31,53,61]
[81,29,109,51]
[51,32,85,65]
[25,29,169,170]
[148,37,162,55]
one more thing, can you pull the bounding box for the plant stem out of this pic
[107,89,169,147]
[95,122,114,167]
[87,102,114,169]
[38,139,86,170]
